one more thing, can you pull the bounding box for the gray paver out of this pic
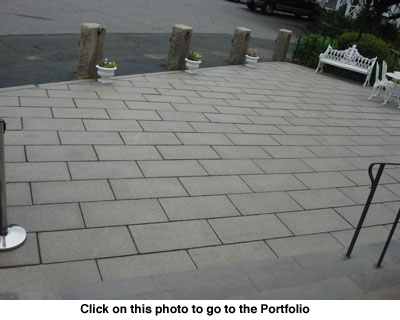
[107,109,161,120]
[0,107,52,118]
[0,261,101,294]
[83,120,142,132]
[0,96,19,106]
[199,159,263,175]
[5,131,59,145]
[20,97,75,108]
[338,186,400,205]
[6,162,70,182]
[139,120,194,132]
[236,124,284,134]
[26,145,97,161]
[0,234,40,268]
[302,158,357,172]
[334,204,396,227]
[94,146,161,160]
[129,221,221,253]
[158,111,208,122]
[209,214,292,243]
[6,183,32,206]
[121,132,181,145]
[295,172,355,189]
[262,146,317,159]
[254,159,313,174]
[226,134,279,146]
[160,195,240,220]
[110,178,187,199]
[138,160,207,177]
[98,251,196,281]
[229,192,302,215]
[176,133,233,145]
[4,146,25,162]
[23,118,84,131]
[190,122,241,133]
[8,203,84,232]
[241,174,306,192]
[213,146,270,159]
[48,90,98,99]
[180,176,252,196]
[39,227,136,263]
[81,199,168,227]
[74,99,126,109]
[53,108,110,119]
[205,113,251,124]
[59,132,123,145]
[189,242,276,269]
[267,233,344,257]
[277,209,352,235]
[68,161,143,179]
[125,101,174,111]
[332,226,398,247]
[288,188,355,210]
[157,146,220,159]
[32,180,114,204]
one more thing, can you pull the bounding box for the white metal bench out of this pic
[315,44,377,87]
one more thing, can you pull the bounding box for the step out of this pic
[13,238,399,300]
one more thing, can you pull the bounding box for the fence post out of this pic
[77,23,107,78]
[0,120,27,251]
[167,24,193,71]
[272,29,292,62]
[228,27,252,65]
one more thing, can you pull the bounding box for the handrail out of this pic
[346,162,400,267]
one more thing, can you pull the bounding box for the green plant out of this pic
[292,34,337,69]
[187,51,201,61]
[337,32,391,63]
[97,58,117,68]
[247,48,258,57]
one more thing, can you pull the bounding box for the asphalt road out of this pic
[0,0,310,87]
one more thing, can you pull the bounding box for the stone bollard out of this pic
[228,27,251,65]
[167,24,192,71]
[272,29,292,62]
[77,23,106,78]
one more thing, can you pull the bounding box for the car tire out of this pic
[261,3,274,15]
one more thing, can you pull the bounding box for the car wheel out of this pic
[261,3,274,15]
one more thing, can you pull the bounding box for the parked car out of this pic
[246,0,324,20]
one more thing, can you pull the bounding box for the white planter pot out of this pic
[185,58,201,74]
[96,65,117,84]
[245,55,259,68]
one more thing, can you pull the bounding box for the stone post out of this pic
[228,27,251,65]
[167,24,192,71]
[77,23,106,78]
[272,29,292,62]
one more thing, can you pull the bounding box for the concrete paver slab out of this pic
[129,221,221,253]
[39,227,137,263]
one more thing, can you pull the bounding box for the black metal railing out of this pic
[346,162,400,267]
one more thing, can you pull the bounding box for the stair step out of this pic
[16,239,400,299]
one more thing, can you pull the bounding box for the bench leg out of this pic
[315,62,323,73]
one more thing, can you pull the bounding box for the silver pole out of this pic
[0,119,27,251]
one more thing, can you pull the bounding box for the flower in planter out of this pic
[187,51,201,62]
[247,48,258,57]
[97,58,117,68]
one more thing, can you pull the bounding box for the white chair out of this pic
[368,61,391,100]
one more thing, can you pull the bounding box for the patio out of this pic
[0,62,399,297]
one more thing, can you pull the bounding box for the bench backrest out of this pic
[322,44,377,71]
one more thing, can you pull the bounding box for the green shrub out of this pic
[337,32,391,62]
[293,34,337,69]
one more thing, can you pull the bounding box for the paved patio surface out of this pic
[0,62,399,295]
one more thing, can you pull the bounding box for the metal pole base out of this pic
[0,225,27,251]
